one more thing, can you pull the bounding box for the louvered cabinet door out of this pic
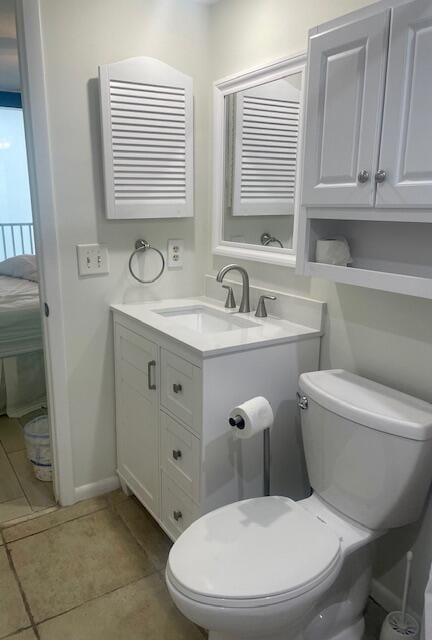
[232,79,301,216]
[99,57,193,219]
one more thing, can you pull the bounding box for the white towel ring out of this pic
[128,239,165,284]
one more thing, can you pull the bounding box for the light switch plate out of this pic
[77,244,109,276]
[167,239,184,268]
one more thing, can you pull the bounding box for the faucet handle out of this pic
[222,285,236,309]
[255,295,276,318]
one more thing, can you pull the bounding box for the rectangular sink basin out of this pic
[156,305,260,334]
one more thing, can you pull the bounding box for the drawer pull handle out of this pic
[173,510,183,521]
[147,360,156,390]
[172,449,182,460]
[173,383,182,394]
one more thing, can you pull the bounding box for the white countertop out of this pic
[111,297,322,357]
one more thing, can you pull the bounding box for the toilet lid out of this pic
[167,496,341,607]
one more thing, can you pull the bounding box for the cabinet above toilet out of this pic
[297,0,432,299]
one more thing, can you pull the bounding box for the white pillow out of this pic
[0,254,39,282]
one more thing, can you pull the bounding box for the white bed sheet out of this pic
[0,275,42,358]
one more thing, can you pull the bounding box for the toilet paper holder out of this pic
[229,415,271,497]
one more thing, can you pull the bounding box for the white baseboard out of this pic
[371,578,399,613]
[74,475,120,502]
[371,578,421,621]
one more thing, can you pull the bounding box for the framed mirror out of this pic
[212,54,306,267]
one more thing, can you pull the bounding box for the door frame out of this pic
[15,0,75,504]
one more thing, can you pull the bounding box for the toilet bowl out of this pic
[166,370,432,640]
[166,493,377,640]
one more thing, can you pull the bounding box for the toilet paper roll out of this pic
[229,396,274,440]
[315,237,352,266]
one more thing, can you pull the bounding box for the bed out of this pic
[0,255,46,417]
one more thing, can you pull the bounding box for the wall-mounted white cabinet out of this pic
[378,0,432,208]
[302,11,389,208]
[99,57,194,220]
[112,306,321,541]
[298,0,432,299]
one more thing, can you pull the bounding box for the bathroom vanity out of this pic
[111,285,324,541]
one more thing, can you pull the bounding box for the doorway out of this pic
[0,0,55,522]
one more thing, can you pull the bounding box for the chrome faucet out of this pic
[216,264,250,313]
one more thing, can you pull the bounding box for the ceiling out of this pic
[0,0,20,92]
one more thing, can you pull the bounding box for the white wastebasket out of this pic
[23,415,52,482]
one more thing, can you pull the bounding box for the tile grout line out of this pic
[2,528,41,640]
[1,503,110,544]
[2,441,33,516]
[34,569,161,629]
[4,445,56,515]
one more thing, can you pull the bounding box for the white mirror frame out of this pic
[212,53,306,267]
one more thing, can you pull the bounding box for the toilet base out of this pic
[208,617,364,640]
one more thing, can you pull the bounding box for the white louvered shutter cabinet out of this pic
[99,57,194,219]
[232,78,300,216]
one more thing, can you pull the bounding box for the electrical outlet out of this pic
[77,244,109,276]
[167,239,184,268]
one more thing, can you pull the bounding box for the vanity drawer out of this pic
[161,349,201,432]
[160,412,200,502]
[161,473,199,540]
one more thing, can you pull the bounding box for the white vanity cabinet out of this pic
[298,0,432,299]
[112,302,322,541]
[114,324,160,516]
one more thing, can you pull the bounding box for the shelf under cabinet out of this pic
[305,262,432,299]
[304,218,432,299]
[306,208,432,224]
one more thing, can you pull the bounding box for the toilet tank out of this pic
[298,370,432,531]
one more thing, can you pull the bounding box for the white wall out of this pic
[39,0,210,492]
[209,0,432,619]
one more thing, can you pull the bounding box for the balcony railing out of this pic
[0,223,35,261]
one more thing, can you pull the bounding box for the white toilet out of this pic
[166,370,432,640]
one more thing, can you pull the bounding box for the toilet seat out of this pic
[167,496,342,609]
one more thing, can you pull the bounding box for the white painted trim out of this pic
[213,242,296,267]
[74,475,120,503]
[15,0,75,504]
[212,54,306,267]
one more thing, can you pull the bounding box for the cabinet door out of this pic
[302,11,389,207]
[114,324,160,516]
[377,0,432,207]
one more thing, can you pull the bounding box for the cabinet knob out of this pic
[358,170,369,183]
[172,449,182,460]
[173,383,182,394]
[375,169,386,183]
[173,510,183,521]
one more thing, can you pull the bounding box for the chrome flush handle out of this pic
[296,392,308,410]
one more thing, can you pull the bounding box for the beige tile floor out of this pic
[0,415,55,524]
[0,485,387,639]
[0,490,204,639]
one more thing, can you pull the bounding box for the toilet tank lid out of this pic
[299,370,432,441]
